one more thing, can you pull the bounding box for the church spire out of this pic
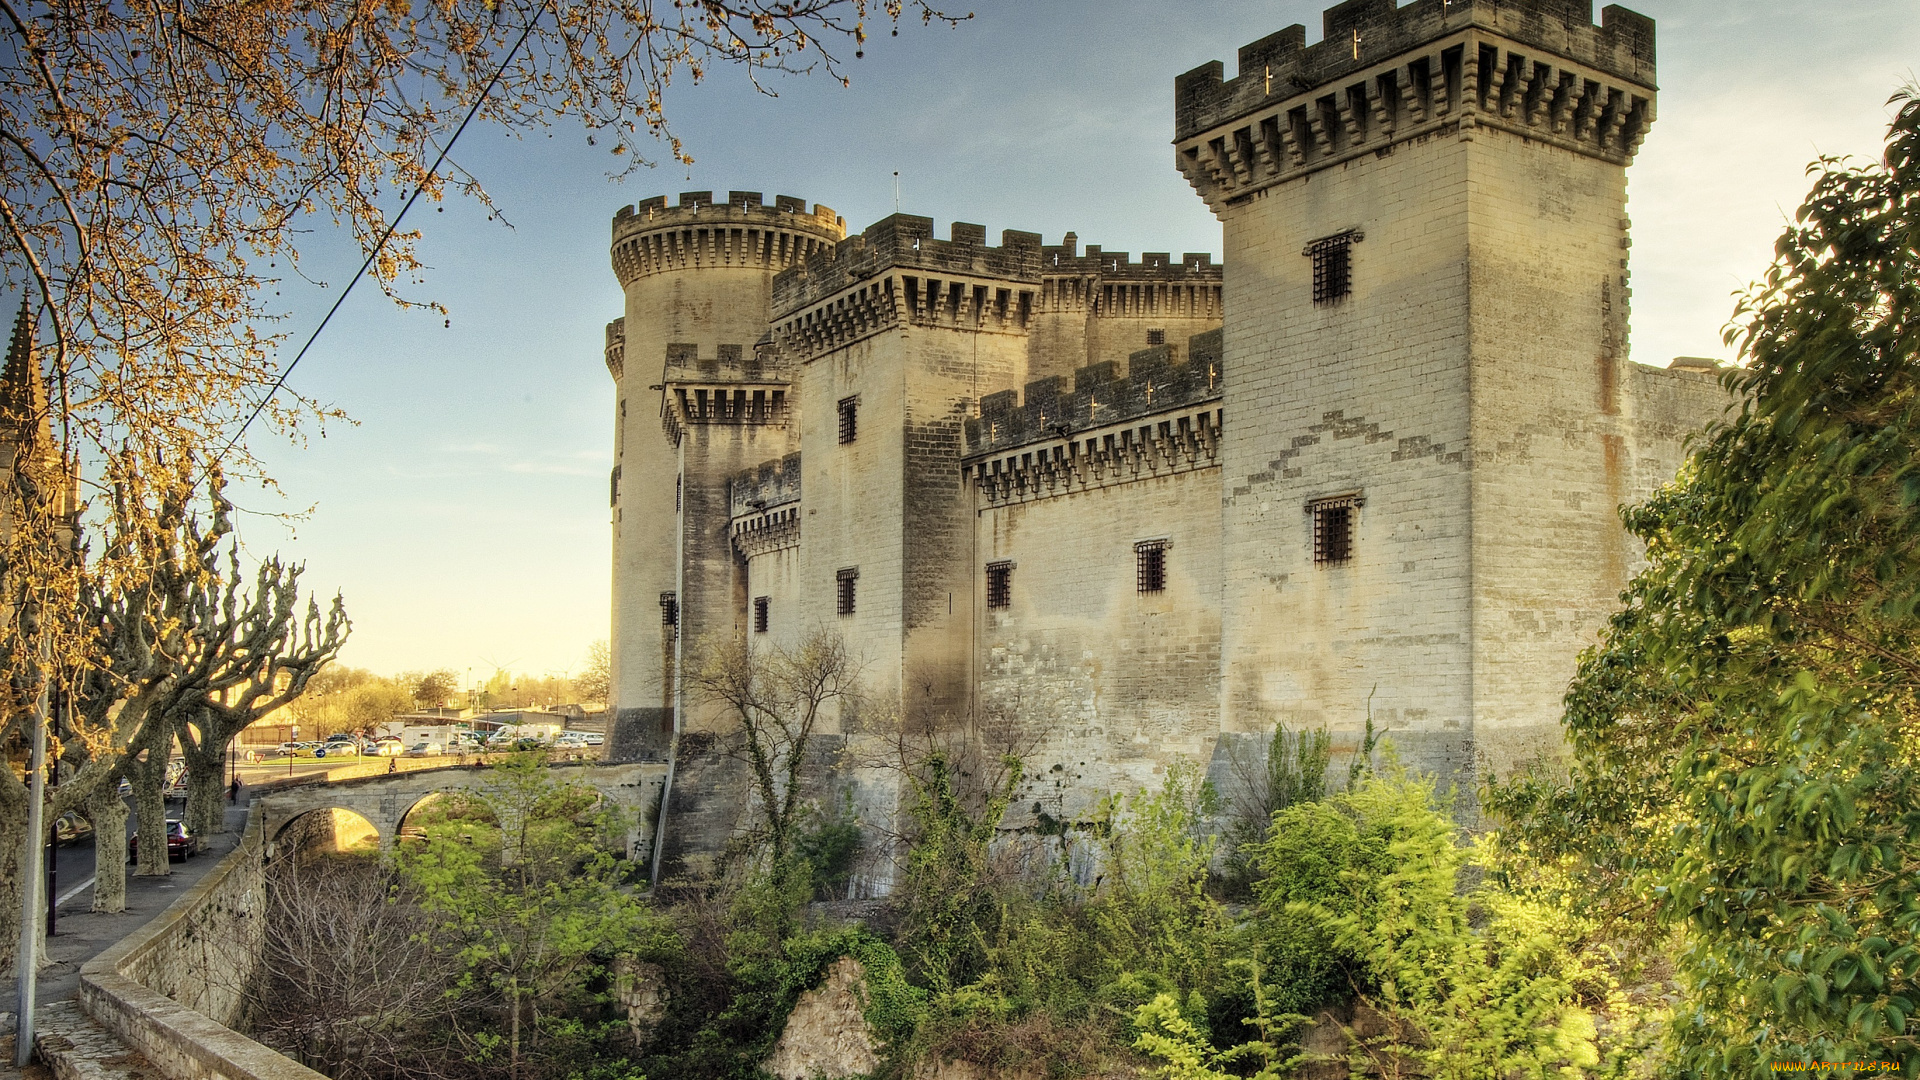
[1,298,40,431]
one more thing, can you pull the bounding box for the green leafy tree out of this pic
[412,668,459,709]
[1489,89,1920,1073]
[395,753,666,1078]
[1220,723,1332,894]
[1260,769,1624,1079]
[1088,759,1225,1002]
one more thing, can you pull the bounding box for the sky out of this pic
[225,0,1919,685]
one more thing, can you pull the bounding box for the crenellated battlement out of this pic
[657,342,792,445]
[1040,232,1221,282]
[772,214,1045,316]
[729,452,802,557]
[1175,1,1655,211]
[964,328,1223,458]
[1037,233,1224,320]
[661,341,786,385]
[610,190,846,285]
[729,451,802,518]
[1177,1,1652,142]
[605,318,625,382]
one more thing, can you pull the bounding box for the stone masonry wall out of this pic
[78,805,323,1080]
[1216,127,1477,781]
[975,461,1224,825]
[1465,121,1663,779]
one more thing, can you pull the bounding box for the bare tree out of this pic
[250,853,475,1080]
[577,639,610,707]
[684,628,859,871]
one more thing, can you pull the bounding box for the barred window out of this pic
[660,591,679,632]
[838,396,859,444]
[836,567,859,615]
[1309,495,1362,565]
[1135,540,1168,594]
[753,596,770,634]
[986,561,1013,609]
[1306,230,1360,305]
[1146,329,1166,346]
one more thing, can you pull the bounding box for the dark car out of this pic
[128,819,199,862]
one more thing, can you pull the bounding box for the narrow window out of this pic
[660,591,679,634]
[676,474,682,512]
[1310,495,1361,565]
[1135,540,1168,594]
[836,567,859,615]
[1307,231,1359,305]
[838,396,859,444]
[753,596,770,634]
[609,464,621,508]
[986,561,1013,609]
[1145,329,1166,346]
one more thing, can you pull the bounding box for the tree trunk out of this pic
[0,766,28,978]
[183,747,225,838]
[129,754,171,878]
[510,980,521,1080]
[88,786,131,913]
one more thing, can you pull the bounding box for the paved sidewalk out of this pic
[0,795,253,1021]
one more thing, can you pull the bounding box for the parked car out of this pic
[53,811,93,845]
[277,741,301,755]
[314,742,357,757]
[582,733,605,746]
[373,739,406,756]
[405,742,441,757]
[129,819,199,862]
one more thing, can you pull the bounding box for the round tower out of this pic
[605,190,845,761]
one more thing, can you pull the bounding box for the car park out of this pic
[129,819,199,862]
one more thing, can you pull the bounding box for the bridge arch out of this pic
[269,806,381,860]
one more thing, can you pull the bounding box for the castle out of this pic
[601,0,1728,878]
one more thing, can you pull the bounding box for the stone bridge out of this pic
[257,760,668,858]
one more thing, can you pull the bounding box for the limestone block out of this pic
[613,958,669,1044]
[763,956,882,1080]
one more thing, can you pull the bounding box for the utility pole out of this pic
[14,665,50,1067]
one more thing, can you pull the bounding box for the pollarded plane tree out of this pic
[103,472,347,886]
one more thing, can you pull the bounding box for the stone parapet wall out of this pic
[76,805,324,1080]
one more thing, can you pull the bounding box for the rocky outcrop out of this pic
[763,956,882,1080]
[613,958,669,1044]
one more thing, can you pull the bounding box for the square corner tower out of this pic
[1175,0,1671,785]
